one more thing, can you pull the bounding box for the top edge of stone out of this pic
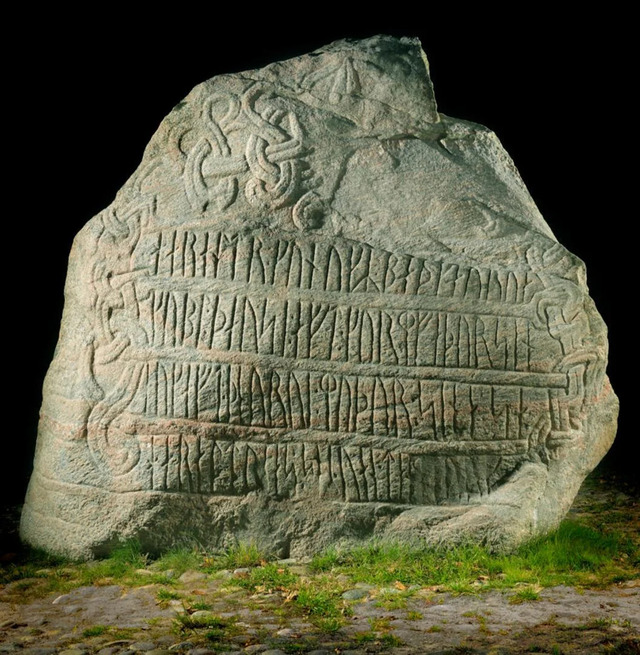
[180,33,439,137]
[121,32,558,250]
[311,34,435,103]
[308,34,425,56]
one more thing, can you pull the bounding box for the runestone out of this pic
[21,36,618,558]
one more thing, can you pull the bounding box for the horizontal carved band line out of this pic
[134,276,538,320]
[136,288,534,372]
[127,349,568,389]
[119,417,531,455]
[137,227,541,308]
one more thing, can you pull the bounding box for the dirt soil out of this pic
[1,470,638,655]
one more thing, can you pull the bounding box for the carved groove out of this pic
[87,206,596,500]
[137,435,518,504]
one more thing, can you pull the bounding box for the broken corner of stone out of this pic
[21,35,618,560]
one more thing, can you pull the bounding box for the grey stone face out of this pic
[20,36,618,559]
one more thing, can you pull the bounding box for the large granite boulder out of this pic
[21,36,618,559]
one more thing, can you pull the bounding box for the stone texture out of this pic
[342,588,369,600]
[20,35,617,558]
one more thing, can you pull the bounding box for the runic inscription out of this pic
[136,435,522,504]
[22,36,615,560]
[86,213,590,503]
[128,360,558,439]
[138,229,543,302]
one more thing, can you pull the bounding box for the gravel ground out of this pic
[1,470,638,655]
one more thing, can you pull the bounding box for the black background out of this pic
[7,10,634,504]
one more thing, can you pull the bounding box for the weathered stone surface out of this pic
[20,35,617,558]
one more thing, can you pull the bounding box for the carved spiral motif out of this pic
[293,191,325,230]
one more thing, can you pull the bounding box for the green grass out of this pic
[462,611,491,633]
[0,539,159,600]
[381,633,404,647]
[354,628,403,649]
[3,472,637,632]
[369,616,392,632]
[279,642,322,654]
[309,520,638,592]
[82,624,109,637]
[363,616,405,648]
[235,562,298,592]
[177,613,230,630]
[0,548,67,584]
[311,541,490,587]
[204,628,226,643]
[295,586,339,617]
[153,547,203,576]
[295,582,350,632]
[312,616,345,633]
[204,541,269,571]
[109,628,135,640]
[354,630,378,644]
[110,539,147,566]
[375,587,416,610]
[235,565,349,632]
[172,612,241,648]
[509,586,541,604]
[602,638,640,654]
[73,539,150,587]
[156,588,181,600]
[156,588,182,607]
[581,617,632,630]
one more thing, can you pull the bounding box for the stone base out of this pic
[18,461,546,559]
